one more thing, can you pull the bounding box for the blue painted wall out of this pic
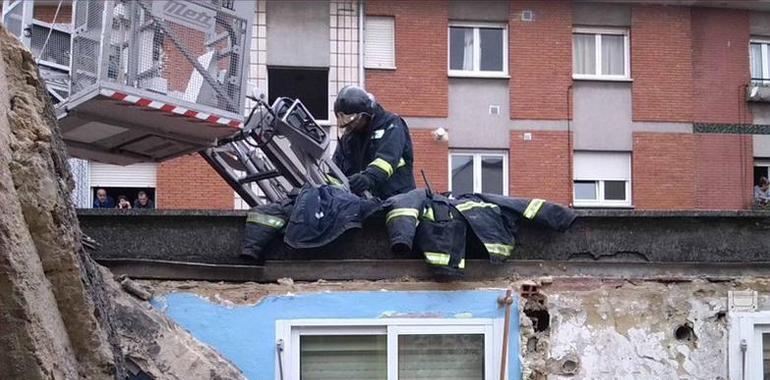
[154,290,520,380]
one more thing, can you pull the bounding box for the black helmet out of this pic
[334,85,375,130]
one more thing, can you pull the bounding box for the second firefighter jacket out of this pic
[383,189,577,271]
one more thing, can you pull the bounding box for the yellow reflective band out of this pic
[424,251,451,266]
[368,157,394,177]
[325,173,343,187]
[386,208,420,224]
[246,212,285,229]
[485,243,514,257]
[397,158,406,168]
[458,259,466,269]
[523,198,545,219]
[423,206,435,221]
[455,201,499,213]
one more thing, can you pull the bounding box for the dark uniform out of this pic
[383,189,577,274]
[331,85,416,199]
[333,104,415,199]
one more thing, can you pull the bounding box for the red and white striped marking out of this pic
[100,89,243,129]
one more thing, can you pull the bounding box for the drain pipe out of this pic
[498,289,514,380]
[358,0,365,88]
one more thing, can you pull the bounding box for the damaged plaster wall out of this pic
[144,277,770,380]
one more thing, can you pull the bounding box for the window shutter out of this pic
[574,152,630,181]
[90,162,158,188]
[365,16,395,69]
[300,335,387,380]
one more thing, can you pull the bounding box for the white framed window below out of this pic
[750,39,770,84]
[728,311,770,380]
[449,151,509,196]
[365,16,396,69]
[448,22,508,78]
[573,151,632,208]
[275,318,504,380]
[572,27,630,81]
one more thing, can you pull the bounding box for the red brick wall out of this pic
[691,8,751,124]
[632,133,697,209]
[509,0,572,120]
[365,1,448,117]
[631,5,693,122]
[695,134,753,209]
[411,129,448,192]
[509,131,571,205]
[34,5,72,23]
[156,154,233,209]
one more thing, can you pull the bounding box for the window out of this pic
[275,319,503,380]
[448,23,508,77]
[728,310,770,379]
[450,152,508,195]
[365,17,395,69]
[268,67,329,121]
[573,152,631,207]
[751,40,770,84]
[572,27,630,80]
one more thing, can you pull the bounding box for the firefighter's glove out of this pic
[349,173,373,195]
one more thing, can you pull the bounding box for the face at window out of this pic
[97,190,107,201]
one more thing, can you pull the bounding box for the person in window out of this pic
[133,191,155,209]
[116,195,132,210]
[332,85,416,199]
[93,188,115,208]
[755,177,770,208]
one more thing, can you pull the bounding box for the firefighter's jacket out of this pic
[383,189,576,272]
[332,104,416,199]
[454,193,576,264]
[242,184,380,258]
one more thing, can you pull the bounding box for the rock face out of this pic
[0,25,245,380]
[0,25,124,380]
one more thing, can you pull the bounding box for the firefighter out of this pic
[332,85,416,199]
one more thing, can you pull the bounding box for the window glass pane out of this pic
[479,28,503,71]
[604,181,626,201]
[752,43,764,80]
[573,34,596,75]
[764,333,770,379]
[451,155,474,195]
[601,34,625,76]
[574,181,597,200]
[300,335,386,380]
[481,155,504,194]
[450,27,474,71]
[398,334,484,380]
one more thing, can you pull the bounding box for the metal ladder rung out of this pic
[238,170,281,184]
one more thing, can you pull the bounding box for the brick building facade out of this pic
[23,1,770,210]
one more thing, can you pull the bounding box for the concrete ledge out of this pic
[78,209,770,269]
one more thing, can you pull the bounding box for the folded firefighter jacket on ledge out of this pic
[382,189,577,273]
[242,184,380,260]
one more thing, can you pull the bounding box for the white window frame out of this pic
[750,38,770,84]
[573,179,631,208]
[572,27,631,81]
[728,311,770,380]
[573,152,632,208]
[276,318,504,380]
[449,151,509,196]
[447,21,509,78]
